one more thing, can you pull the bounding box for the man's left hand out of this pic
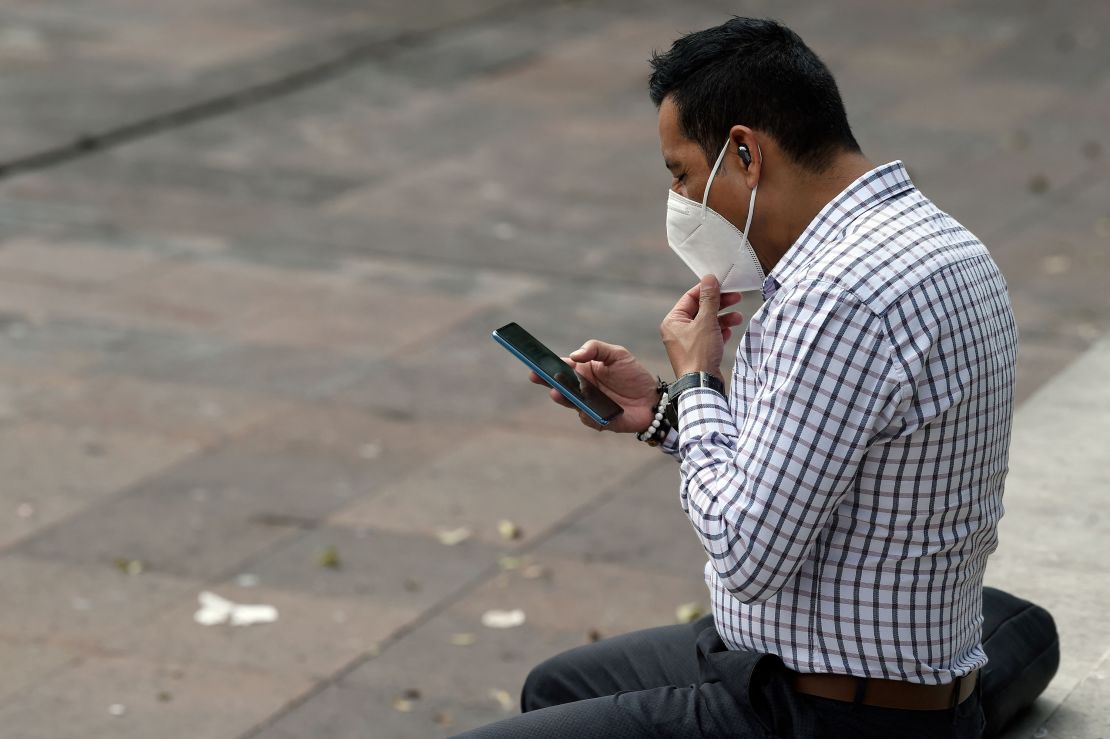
[660,274,744,380]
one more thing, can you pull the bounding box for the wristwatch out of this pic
[665,371,726,427]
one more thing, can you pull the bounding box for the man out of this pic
[461,17,1016,738]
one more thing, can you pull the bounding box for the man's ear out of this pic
[728,125,760,189]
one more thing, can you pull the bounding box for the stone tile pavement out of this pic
[0,0,1107,736]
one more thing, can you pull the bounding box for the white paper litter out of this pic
[229,603,279,626]
[481,608,525,629]
[193,590,278,627]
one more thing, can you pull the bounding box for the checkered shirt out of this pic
[661,161,1017,684]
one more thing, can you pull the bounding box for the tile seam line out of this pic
[0,0,543,182]
[237,456,673,738]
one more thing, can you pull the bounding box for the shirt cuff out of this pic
[675,387,734,450]
[658,425,680,458]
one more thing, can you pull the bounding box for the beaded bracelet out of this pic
[636,379,672,447]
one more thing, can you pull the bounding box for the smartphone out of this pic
[491,322,624,426]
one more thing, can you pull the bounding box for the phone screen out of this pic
[492,322,624,425]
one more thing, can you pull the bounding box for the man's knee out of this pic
[521,652,579,713]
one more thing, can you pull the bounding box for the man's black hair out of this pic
[649,17,861,172]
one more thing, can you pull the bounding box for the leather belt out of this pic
[790,669,978,711]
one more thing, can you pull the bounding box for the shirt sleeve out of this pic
[675,281,908,604]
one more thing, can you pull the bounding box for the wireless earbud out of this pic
[737,144,753,167]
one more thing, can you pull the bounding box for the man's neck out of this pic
[762,152,875,274]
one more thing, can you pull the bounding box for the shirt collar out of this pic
[761,161,915,300]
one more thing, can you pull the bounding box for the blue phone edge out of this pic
[491,329,613,426]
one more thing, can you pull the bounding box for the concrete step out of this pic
[987,333,1110,738]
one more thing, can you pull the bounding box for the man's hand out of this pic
[527,340,658,433]
[660,274,744,380]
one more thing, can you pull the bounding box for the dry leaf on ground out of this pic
[436,526,472,546]
[490,689,514,712]
[318,545,341,569]
[497,519,522,540]
[113,558,143,576]
[675,602,703,624]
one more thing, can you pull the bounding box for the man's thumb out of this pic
[570,339,622,365]
[699,274,721,314]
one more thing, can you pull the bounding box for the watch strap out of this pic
[666,371,725,425]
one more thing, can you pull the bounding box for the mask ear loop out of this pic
[699,141,732,221]
[741,179,758,237]
[741,143,762,237]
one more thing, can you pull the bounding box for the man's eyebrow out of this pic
[663,158,679,171]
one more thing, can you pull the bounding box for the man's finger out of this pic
[720,292,743,309]
[530,370,578,408]
[718,311,745,330]
[569,340,626,366]
[550,388,574,408]
[669,282,704,320]
[528,370,552,387]
[578,412,603,431]
[671,278,734,322]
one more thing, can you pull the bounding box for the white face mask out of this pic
[665,140,764,292]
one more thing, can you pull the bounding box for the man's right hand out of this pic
[528,340,659,434]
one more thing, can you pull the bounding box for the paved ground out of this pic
[0,0,1107,736]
